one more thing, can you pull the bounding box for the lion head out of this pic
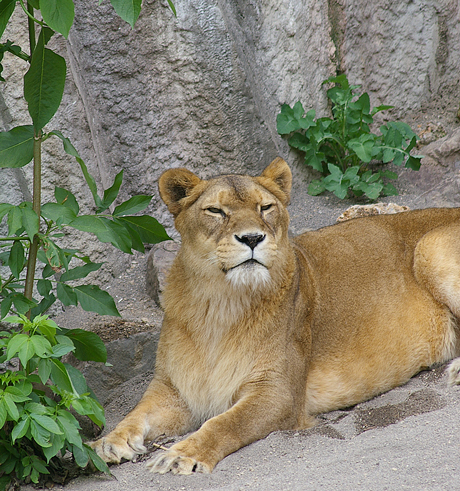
[158,158,293,292]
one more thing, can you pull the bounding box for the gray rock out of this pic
[2,0,459,287]
[70,330,160,406]
[146,240,181,307]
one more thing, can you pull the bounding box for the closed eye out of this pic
[206,207,226,218]
[261,204,273,212]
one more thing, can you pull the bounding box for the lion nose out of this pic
[235,233,266,250]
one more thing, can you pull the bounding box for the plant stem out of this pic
[0,237,31,242]
[24,131,42,317]
[26,2,36,55]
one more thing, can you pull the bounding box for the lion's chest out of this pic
[166,332,255,424]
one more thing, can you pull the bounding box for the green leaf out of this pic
[30,419,52,447]
[0,400,7,428]
[56,283,78,306]
[322,165,350,199]
[21,206,39,241]
[381,170,398,180]
[74,284,120,317]
[38,358,52,384]
[24,28,66,131]
[3,393,20,420]
[11,417,30,443]
[405,155,422,171]
[64,363,88,395]
[371,104,393,116]
[10,293,37,315]
[332,182,349,199]
[393,151,405,166]
[18,339,36,367]
[54,187,79,215]
[41,202,76,225]
[60,329,107,362]
[30,335,52,358]
[287,132,311,152]
[39,0,75,38]
[0,476,12,491]
[72,396,104,426]
[98,170,124,213]
[42,432,65,462]
[56,410,82,447]
[30,413,62,434]
[166,0,176,16]
[70,216,133,253]
[25,402,48,415]
[6,380,32,398]
[304,146,326,173]
[60,262,102,282]
[42,237,61,269]
[0,0,16,39]
[30,294,56,318]
[353,180,384,200]
[8,240,25,278]
[308,179,326,196]
[116,215,171,244]
[28,454,49,475]
[51,342,75,357]
[276,104,300,134]
[7,205,22,235]
[299,109,317,130]
[115,218,144,252]
[326,163,343,180]
[383,182,398,196]
[113,195,152,217]
[0,126,34,168]
[324,73,350,90]
[50,131,103,209]
[72,443,89,468]
[49,359,74,393]
[381,147,396,163]
[86,444,110,473]
[349,92,370,115]
[6,333,29,361]
[37,279,53,298]
[347,134,376,163]
[1,295,13,320]
[0,202,12,221]
[110,0,142,27]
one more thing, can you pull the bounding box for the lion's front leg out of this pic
[90,378,194,464]
[146,385,299,475]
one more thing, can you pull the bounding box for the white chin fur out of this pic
[225,262,272,290]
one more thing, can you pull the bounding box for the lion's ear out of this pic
[258,157,292,205]
[158,168,202,217]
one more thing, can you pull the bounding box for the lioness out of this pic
[91,158,460,474]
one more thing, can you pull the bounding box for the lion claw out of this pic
[146,450,210,475]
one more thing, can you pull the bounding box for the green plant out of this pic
[277,74,423,200]
[0,314,108,488]
[0,0,174,488]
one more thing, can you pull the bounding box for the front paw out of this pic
[90,431,146,464]
[447,357,460,385]
[146,449,211,475]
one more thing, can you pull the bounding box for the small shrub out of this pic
[277,74,423,200]
[0,314,109,488]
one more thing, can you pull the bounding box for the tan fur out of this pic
[91,158,460,475]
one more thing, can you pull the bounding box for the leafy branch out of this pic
[0,0,175,487]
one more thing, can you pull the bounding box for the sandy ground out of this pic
[20,131,460,491]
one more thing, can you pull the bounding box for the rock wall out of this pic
[1,0,459,282]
